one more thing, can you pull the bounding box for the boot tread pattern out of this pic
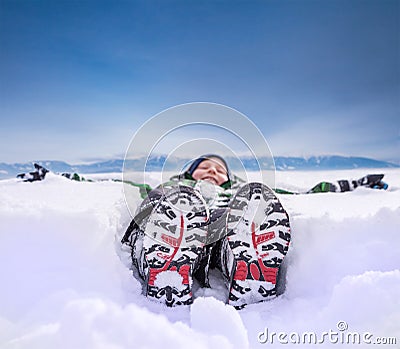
[143,186,209,306]
[225,182,291,308]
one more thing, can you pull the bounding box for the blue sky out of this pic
[0,0,399,164]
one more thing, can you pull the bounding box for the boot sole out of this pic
[143,186,209,306]
[225,182,291,308]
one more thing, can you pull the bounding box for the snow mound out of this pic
[0,169,399,348]
[191,297,249,349]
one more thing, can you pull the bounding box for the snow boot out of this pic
[222,182,291,309]
[140,185,209,306]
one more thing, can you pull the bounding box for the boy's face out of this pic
[191,158,228,186]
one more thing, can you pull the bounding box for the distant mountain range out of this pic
[0,155,398,179]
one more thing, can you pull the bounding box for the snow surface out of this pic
[0,169,399,348]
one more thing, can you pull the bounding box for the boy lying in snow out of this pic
[16,161,389,308]
[121,156,390,308]
[122,154,291,308]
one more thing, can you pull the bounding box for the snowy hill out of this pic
[0,169,399,348]
[0,156,398,179]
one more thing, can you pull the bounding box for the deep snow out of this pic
[0,169,399,348]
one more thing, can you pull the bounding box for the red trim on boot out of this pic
[147,214,186,286]
[233,260,248,281]
[250,262,260,280]
[251,227,275,248]
[161,234,181,247]
[178,265,190,285]
[259,264,278,284]
[251,222,278,284]
[148,268,162,286]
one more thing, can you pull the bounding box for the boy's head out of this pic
[185,154,230,187]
